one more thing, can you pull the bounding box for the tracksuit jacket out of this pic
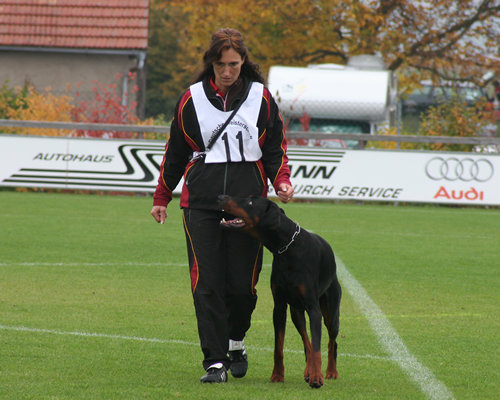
[153,76,292,210]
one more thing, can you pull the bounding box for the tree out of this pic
[419,95,492,152]
[145,4,186,119]
[149,0,499,115]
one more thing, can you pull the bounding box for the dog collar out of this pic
[277,224,301,255]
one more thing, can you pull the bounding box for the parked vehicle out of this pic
[267,57,397,148]
[401,80,486,116]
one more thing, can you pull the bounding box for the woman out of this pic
[151,28,294,383]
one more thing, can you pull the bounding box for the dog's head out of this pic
[218,195,283,239]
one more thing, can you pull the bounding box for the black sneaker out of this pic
[228,340,248,378]
[200,363,228,383]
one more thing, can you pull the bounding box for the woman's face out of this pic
[212,47,244,93]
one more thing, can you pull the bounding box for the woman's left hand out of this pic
[277,183,294,203]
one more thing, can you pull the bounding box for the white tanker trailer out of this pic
[267,58,397,148]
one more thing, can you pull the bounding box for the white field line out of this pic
[0,262,186,267]
[2,259,455,399]
[336,257,455,400]
[313,228,492,241]
[0,324,387,361]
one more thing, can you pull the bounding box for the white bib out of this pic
[190,81,263,163]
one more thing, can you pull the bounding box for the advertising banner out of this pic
[282,147,498,205]
[1,134,499,206]
[0,135,165,192]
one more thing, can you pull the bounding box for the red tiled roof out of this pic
[0,0,149,50]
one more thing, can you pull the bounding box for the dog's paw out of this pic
[325,369,338,380]
[270,374,284,383]
[306,373,324,388]
[310,380,323,388]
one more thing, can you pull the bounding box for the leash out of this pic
[277,223,301,255]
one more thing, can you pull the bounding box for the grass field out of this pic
[0,190,499,399]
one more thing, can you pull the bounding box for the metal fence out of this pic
[1,118,500,148]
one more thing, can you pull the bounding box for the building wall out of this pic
[0,51,141,116]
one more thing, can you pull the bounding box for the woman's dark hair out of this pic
[193,28,265,84]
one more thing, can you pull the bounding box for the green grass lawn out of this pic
[1,191,499,399]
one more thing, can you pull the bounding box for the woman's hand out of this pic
[277,183,294,203]
[151,205,168,224]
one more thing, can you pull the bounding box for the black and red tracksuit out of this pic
[153,75,292,370]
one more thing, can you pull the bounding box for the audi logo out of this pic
[425,157,494,182]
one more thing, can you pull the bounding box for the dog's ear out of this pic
[258,199,282,230]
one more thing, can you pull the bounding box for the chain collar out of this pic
[277,223,301,255]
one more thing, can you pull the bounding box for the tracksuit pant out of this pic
[182,208,263,370]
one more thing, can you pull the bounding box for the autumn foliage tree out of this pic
[5,86,74,136]
[150,0,499,105]
[419,96,492,152]
[1,75,159,138]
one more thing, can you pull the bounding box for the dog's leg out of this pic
[270,286,287,383]
[290,306,323,388]
[289,306,309,378]
[307,306,324,388]
[320,281,341,380]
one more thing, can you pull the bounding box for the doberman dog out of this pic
[218,195,342,388]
